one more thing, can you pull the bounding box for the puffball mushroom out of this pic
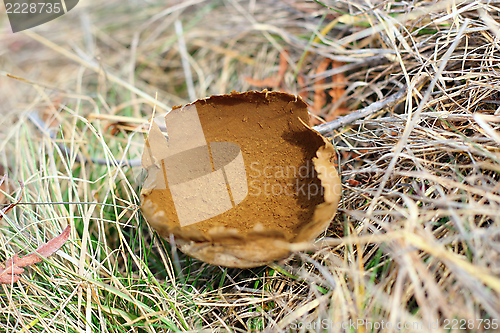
[140,91,341,268]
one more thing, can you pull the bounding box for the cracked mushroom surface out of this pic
[140,91,341,268]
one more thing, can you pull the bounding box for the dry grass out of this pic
[1,0,500,332]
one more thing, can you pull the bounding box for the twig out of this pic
[27,86,407,167]
[313,85,408,135]
[27,112,141,167]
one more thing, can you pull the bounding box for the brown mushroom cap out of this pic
[140,91,341,268]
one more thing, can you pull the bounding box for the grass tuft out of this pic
[1,0,500,331]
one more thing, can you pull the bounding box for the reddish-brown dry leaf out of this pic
[245,51,288,88]
[346,179,361,186]
[244,76,279,88]
[0,225,71,284]
[328,61,347,101]
[325,61,349,121]
[312,58,331,115]
[105,121,128,136]
[105,121,149,136]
